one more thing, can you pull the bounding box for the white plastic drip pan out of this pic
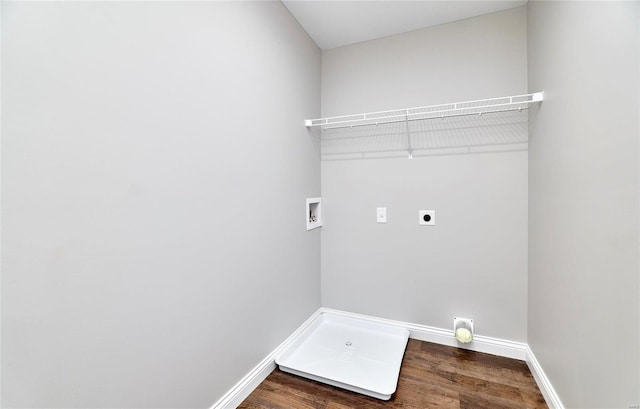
[276,313,410,400]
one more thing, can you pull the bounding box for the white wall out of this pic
[1,2,320,407]
[321,7,529,341]
[528,2,640,407]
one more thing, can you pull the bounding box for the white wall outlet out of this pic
[419,210,435,225]
[376,207,387,223]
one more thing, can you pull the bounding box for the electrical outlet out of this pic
[419,210,435,225]
[377,207,387,223]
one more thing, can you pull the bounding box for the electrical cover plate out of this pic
[377,207,387,223]
[419,210,435,225]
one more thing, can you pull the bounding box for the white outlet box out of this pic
[376,207,387,223]
[419,210,435,225]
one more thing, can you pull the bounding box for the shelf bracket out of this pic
[404,110,413,159]
[532,92,544,102]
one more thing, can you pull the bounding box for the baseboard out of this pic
[211,308,554,409]
[209,309,323,409]
[320,308,528,360]
[526,345,565,409]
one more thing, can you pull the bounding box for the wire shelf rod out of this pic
[322,105,531,131]
[305,92,543,128]
[319,101,530,129]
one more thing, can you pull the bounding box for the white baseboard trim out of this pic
[526,345,564,409]
[211,308,555,409]
[209,309,323,409]
[319,308,528,361]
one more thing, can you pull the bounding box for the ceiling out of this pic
[282,1,527,50]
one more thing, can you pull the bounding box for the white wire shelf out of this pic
[305,92,543,160]
[305,92,543,129]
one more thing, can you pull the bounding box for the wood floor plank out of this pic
[409,343,538,390]
[239,339,548,409]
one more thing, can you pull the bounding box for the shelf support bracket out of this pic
[532,92,544,102]
[404,110,413,159]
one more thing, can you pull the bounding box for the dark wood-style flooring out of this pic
[239,339,548,409]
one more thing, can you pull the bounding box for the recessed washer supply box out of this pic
[306,198,322,230]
